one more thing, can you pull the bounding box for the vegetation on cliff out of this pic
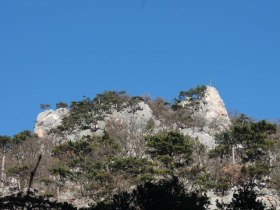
[0,85,279,209]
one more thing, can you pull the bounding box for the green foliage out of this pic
[12,130,33,143]
[247,162,271,180]
[214,176,231,194]
[176,85,207,102]
[57,97,95,132]
[179,85,207,101]
[0,135,10,149]
[50,134,123,196]
[193,172,215,191]
[51,137,99,185]
[110,157,154,178]
[98,131,119,151]
[40,104,50,110]
[94,171,113,185]
[235,120,276,162]
[52,139,93,158]
[92,176,210,210]
[210,115,276,163]
[127,96,144,113]
[173,85,207,126]
[146,131,194,168]
[0,192,77,210]
[40,177,54,186]
[7,165,29,177]
[208,144,230,160]
[93,90,128,112]
[216,185,267,210]
[189,164,232,194]
[56,102,68,109]
[54,91,144,133]
[145,119,155,132]
[209,115,276,188]
[49,165,73,179]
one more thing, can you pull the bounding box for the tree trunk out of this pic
[57,186,60,201]
[232,146,236,164]
[197,150,203,166]
[1,152,6,188]
[17,175,21,191]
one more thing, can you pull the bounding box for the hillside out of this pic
[0,85,280,210]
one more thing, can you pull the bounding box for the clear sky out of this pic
[0,0,280,136]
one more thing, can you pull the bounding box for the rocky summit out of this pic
[198,86,231,130]
[35,108,69,138]
[35,86,231,148]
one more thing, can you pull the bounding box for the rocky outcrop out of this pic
[97,101,158,134]
[181,85,231,132]
[34,102,159,141]
[201,86,231,130]
[178,86,231,148]
[180,128,216,149]
[34,108,69,138]
[29,86,280,209]
[34,86,231,148]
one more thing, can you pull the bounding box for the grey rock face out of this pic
[181,85,231,133]
[34,108,69,138]
[34,102,157,140]
[103,102,155,132]
[201,86,231,130]
[177,86,231,148]
[34,86,231,149]
[180,128,216,149]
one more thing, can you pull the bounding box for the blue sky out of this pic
[0,0,280,136]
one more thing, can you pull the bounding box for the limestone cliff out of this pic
[23,86,280,209]
[34,86,231,150]
[200,85,231,130]
[34,108,69,138]
[179,85,231,148]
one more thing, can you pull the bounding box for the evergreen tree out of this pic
[216,185,267,210]
[146,131,193,169]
